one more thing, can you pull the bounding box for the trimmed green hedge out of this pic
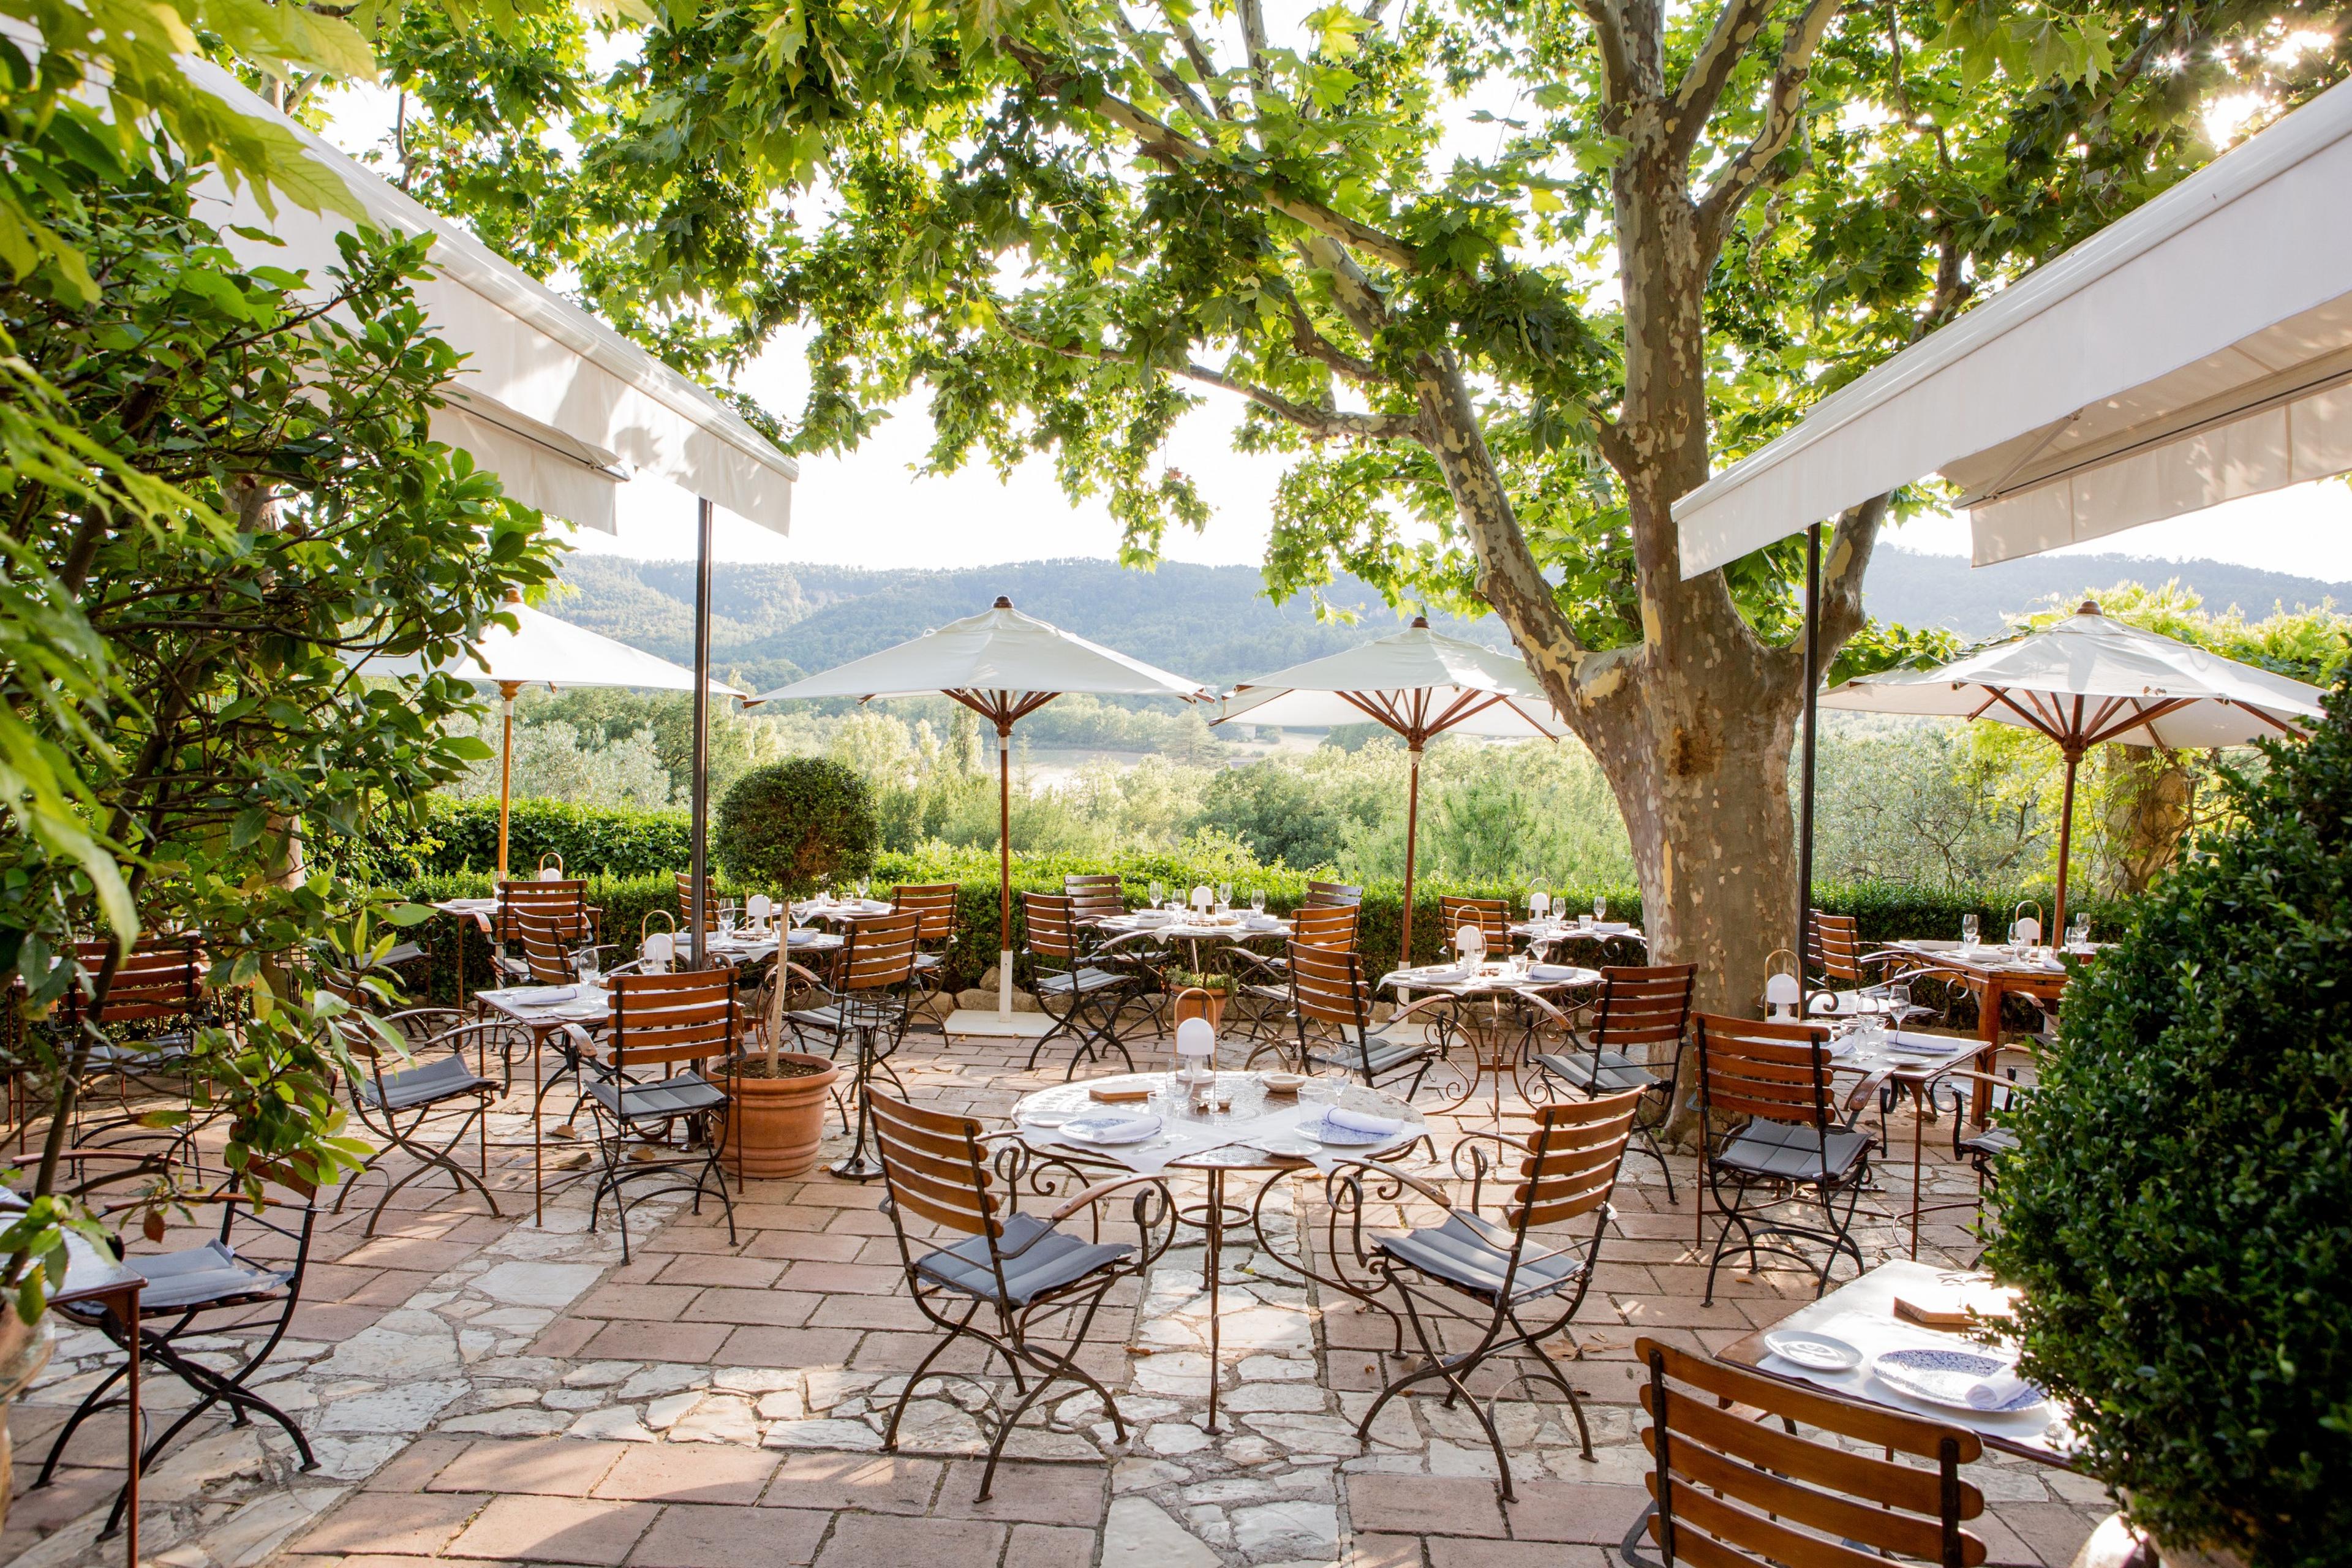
[385,820,2098,998]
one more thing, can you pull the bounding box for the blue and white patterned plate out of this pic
[1872,1348,2043,1412]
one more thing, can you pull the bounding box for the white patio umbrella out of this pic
[745,598,1212,1021]
[361,600,740,879]
[1214,617,1566,967]
[1825,601,2324,932]
[165,51,801,964]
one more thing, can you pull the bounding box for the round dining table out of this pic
[1008,1069,1425,1431]
[1380,960,1602,1116]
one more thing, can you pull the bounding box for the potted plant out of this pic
[712,758,881,901]
[1985,669,2351,1568]
[1168,970,1235,1031]
[722,984,843,1180]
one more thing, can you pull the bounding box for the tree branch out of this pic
[1668,0,1774,156]
[1573,0,1636,109]
[1278,284,1381,383]
[1815,492,1885,651]
[1297,234,1391,341]
[1111,7,1218,123]
[1008,323,1421,442]
[1005,43,1422,273]
[1235,0,1272,91]
[1694,0,1841,246]
[1156,1,1234,118]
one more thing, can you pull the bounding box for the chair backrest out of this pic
[67,937,206,1026]
[608,970,738,1070]
[1062,873,1126,923]
[1809,910,1866,984]
[839,910,921,992]
[499,879,590,945]
[1635,1337,1987,1568]
[1286,940,1368,1031]
[1290,902,1359,952]
[1692,1012,1836,1132]
[1592,963,1695,1060]
[1504,1087,1643,1232]
[1438,896,1511,949]
[892,883,958,944]
[1023,892,1086,963]
[676,872,722,931]
[513,914,579,986]
[869,1087,1001,1240]
[1305,879,1363,908]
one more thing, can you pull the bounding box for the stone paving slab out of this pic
[4,1024,2111,1568]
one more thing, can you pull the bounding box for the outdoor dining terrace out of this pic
[1,876,2125,1568]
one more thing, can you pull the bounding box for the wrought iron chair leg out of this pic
[883,1299,986,1450]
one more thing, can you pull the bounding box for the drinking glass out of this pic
[573,951,600,988]
[1961,913,1980,946]
[1593,894,1607,922]
[1150,880,1166,908]
[1250,889,1267,916]
[1217,881,1233,911]
[2068,913,2091,947]
[856,878,871,902]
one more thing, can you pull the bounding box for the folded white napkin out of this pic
[509,986,576,1006]
[1528,964,1580,982]
[1065,1110,1161,1140]
[1413,966,1471,984]
[1966,1369,2038,1411]
[1322,1107,1404,1138]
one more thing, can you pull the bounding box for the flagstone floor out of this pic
[5,1025,2114,1568]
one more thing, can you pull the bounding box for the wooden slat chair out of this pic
[571,971,740,1262]
[674,871,733,932]
[1341,1088,1644,1501]
[1287,942,1444,1098]
[334,1014,505,1236]
[1629,1337,1988,1568]
[1438,896,1512,957]
[494,879,598,981]
[1806,911,1927,1023]
[59,937,216,1171]
[1231,903,1360,1062]
[868,1089,1173,1501]
[1305,879,1364,908]
[37,1160,325,1539]
[1061,872,1128,926]
[1532,963,1695,1202]
[1064,872,1168,1008]
[1693,1012,1871,1306]
[781,911,921,1174]
[891,882,960,1016]
[1021,894,1140,1079]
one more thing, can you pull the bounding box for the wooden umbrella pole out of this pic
[496,679,524,881]
[2053,745,2082,940]
[998,720,1014,1019]
[1400,740,1424,969]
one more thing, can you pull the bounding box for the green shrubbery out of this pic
[714,759,880,897]
[1986,673,2352,1567]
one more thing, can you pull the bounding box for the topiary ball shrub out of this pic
[712,759,880,899]
[1985,668,2351,1568]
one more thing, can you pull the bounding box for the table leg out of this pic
[121,1284,140,1568]
[1970,979,2002,1126]
[1910,1089,1925,1259]
[533,1042,545,1227]
[1204,1166,1223,1435]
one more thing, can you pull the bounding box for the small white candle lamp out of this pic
[1765,970,1801,1021]
[747,894,772,932]
[1175,1017,1216,1086]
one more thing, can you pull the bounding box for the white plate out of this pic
[1871,1348,2043,1413]
[1764,1330,1861,1372]
[507,986,577,1006]
[1061,1114,1163,1145]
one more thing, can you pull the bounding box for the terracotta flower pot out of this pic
[722,1053,842,1180]
[1169,986,1229,1032]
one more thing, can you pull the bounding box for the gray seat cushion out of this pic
[589,1071,726,1123]
[1534,1049,1657,1095]
[1036,967,1128,997]
[1717,1118,1869,1183]
[1961,1126,2020,1159]
[360,1052,494,1111]
[1309,1033,1427,1078]
[1376,1210,1588,1303]
[113,1238,289,1313]
[915,1213,1133,1305]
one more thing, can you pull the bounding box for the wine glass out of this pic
[1593,894,1607,923]
[2067,913,2090,948]
[855,878,871,903]
[573,949,600,989]
[1961,913,1980,947]
[1250,889,1267,916]
[1150,880,1166,909]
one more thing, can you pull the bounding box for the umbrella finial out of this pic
[2078,599,2102,616]
[994,595,1014,609]
[1411,614,1429,628]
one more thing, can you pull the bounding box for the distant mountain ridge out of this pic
[545,549,2350,692]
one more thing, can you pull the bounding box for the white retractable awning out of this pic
[1673,74,2352,575]
[179,53,798,536]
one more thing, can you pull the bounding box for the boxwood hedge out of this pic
[1985,672,2351,1566]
